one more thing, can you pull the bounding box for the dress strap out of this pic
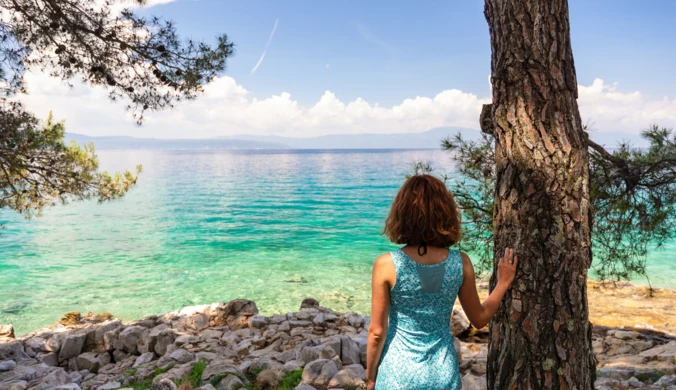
[389,250,403,273]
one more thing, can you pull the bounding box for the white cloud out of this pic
[578,78,676,132]
[251,19,279,76]
[16,72,676,139]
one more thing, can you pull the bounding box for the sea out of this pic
[1,149,674,335]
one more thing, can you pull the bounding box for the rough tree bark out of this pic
[483,0,596,389]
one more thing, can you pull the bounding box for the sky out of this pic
[19,0,676,139]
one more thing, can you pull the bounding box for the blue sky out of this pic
[22,0,676,138]
[136,0,676,105]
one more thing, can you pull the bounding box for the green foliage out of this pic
[442,125,676,283]
[442,133,495,276]
[209,374,227,387]
[0,108,141,218]
[634,369,665,383]
[126,378,153,390]
[588,125,676,284]
[0,0,234,217]
[175,360,207,388]
[277,369,303,390]
[124,368,138,377]
[0,0,234,122]
[126,362,177,390]
[153,362,177,377]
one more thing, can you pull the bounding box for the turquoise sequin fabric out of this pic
[375,248,464,390]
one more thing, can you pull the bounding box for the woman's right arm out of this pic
[457,248,518,329]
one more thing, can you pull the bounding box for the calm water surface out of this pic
[1,149,674,335]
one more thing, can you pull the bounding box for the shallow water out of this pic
[1,149,674,335]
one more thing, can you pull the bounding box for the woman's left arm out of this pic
[365,254,394,390]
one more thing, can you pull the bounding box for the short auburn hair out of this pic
[383,174,461,251]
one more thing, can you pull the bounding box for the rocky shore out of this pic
[1,296,675,390]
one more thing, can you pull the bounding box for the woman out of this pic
[366,174,518,390]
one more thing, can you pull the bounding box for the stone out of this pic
[270,315,287,324]
[58,333,87,362]
[347,315,364,329]
[103,330,119,352]
[256,368,284,387]
[25,337,46,351]
[211,299,259,330]
[639,341,676,363]
[154,363,193,384]
[301,359,338,387]
[451,308,471,336]
[195,352,218,362]
[188,314,210,331]
[139,324,170,354]
[300,298,319,310]
[327,364,366,388]
[44,338,61,353]
[154,329,177,356]
[169,349,194,363]
[597,366,635,380]
[86,320,122,352]
[50,384,81,390]
[33,368,73,390]
[0,360,17,372]
[201,330,223,340]
[0,381,27,390]
[312,314,325,326]
[118,326,146,355]
[612,330,641,340]
[249,339,283,358]
[461,373,488,390]
[297,342,338,367]
[112,350,128,363]
[655,375,676,386]
[215,374,244,390]
[134,352,155,367]
[340,336,361,365]
[248,315,267,329]
[150,378,176,390]
[201,361,242,381]
[283,361,303,373]
[0,362,53,383]
[294,385,316,390]
[197,385,216,390]
[76,352,111,373]
[38,352,59,367]
[99,382,123,390]
[0,341,28,362]
[0,325,14,339]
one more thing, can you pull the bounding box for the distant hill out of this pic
[220,127,483,149]
[65,127,650,150]
[65,133,289,150]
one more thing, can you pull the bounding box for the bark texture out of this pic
[483,0,595,389]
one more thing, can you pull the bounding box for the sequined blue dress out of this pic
[375,248,463,390]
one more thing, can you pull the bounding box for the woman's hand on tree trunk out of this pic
[497,247,518,288]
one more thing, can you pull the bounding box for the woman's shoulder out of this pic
[373,252,395,268]
[458,251,475,275]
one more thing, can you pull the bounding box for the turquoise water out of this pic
[1,149,674,336]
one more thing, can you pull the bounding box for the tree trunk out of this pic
[483,0,596,389]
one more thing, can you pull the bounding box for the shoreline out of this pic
[1,290,676,390]
[4,279,676,340]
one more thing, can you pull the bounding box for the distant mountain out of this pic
[220,127,483,149]
[65,127,650,150]
[65,133,289,150]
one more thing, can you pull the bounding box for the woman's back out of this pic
[375,248,463,390]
